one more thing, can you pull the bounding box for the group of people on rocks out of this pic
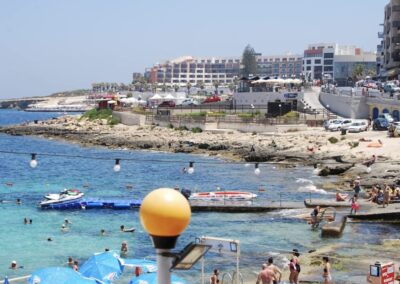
[253,251,332,284]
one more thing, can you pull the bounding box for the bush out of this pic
[81,108,112,121]
[167,123,174,129]
[283,111,300,118]
[132,107,152,115]
[207,111,226,117]
[286,128,299,132]
[238,112,254,118]
[108,116,120,125]
[191,127,203,133]
[328,137,339,144]
[348,141,359,148]
[175,126,189,131]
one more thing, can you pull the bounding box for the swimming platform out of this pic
[39,198,358,212]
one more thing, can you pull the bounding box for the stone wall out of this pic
[319,92,370,119]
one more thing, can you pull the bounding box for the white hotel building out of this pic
[145,54,303,86]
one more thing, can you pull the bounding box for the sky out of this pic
[0,0,388,99]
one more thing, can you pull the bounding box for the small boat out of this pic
[189,191,257,201]
[40,189,84,208]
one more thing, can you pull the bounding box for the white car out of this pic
[178,99,200,106]
[340,119,354,130]
[348,122,368,133]
[327,121,343,131]
[324,119,342,130]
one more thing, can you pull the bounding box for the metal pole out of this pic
[157,249,171,284]
[201,257,205,284]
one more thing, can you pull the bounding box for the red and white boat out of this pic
[189,191,257,201]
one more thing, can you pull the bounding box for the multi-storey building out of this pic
[256,54,303,78]
[334,51,377,86]
[303,43,376,83]
[383,0,400,79]
[303,43,335,81]
[377,24,385,77]
[145,54,303,86]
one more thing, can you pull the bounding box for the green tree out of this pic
[126,92,133,98]
[352,64,365,81]
[241,44,258,77]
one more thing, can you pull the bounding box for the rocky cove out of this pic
[1,114,399,191]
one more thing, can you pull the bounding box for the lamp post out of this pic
[140,188,191,284]
[326,104,330,119]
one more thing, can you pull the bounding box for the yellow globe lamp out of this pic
[140,188,191,249]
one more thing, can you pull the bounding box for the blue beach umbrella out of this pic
[122,259,157,273]
[79,252,124,283]
[27,267,100,284]
[129,273,186,284]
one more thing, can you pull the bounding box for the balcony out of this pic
[378,32,384,38]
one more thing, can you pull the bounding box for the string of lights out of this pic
[0,149,399,176]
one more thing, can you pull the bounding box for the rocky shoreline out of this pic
[1,115,399,189]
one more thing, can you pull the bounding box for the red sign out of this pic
[381,262,395,284]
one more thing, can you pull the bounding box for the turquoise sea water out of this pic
[0,109,398,283]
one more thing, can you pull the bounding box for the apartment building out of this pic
[256,55,303,78]
[383,0,400,78]
[302,43,335,81]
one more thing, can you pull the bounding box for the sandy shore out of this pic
[1,115,399,190]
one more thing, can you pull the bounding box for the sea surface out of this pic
[0,109,398,283]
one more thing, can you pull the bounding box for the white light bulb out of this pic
[30,159,37,168]
[113,164,121,172]
[254,168,260,176]
[188,167,194,174]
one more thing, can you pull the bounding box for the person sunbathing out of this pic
[362,155,376,167]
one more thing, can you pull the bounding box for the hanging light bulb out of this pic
[113,159,121,172]
[187,161,194,174]
[254,163,260,175]
[30,153,37,168]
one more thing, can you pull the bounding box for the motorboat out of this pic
[189,191,257,201]
[40,189,84,208]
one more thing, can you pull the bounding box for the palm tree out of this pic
[173,84,180,92]
[213,80,220,95]
[186,82,192,95]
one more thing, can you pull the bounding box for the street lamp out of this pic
[278,104,282,117]
[140,188,191,284]
[326,104,330,119]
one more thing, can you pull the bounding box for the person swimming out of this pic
[120,225,135,233]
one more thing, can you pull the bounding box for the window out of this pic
[324,53,334,59]
[315,59,321,64]
[324,60,333,65]
[306,66,311,71]
[324,66,333,71]
[306,60,311,64]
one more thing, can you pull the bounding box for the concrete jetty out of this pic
[321,215,347,238]
[348,204,400,221]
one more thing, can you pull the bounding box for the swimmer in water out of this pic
[100,229,106,236]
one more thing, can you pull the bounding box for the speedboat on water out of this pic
[189,191,257,201]
[40,188,84,208]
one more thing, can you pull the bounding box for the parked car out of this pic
[383,83,400,94]
[348,121,368,133]
[178,99,200,106]
[202,95,221,104]
[340,119,353,130]
[373,118,389,130]
[324,119,341,130]
[378,113,394,123]
[158,101,176,108]
[327,120,343,131]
